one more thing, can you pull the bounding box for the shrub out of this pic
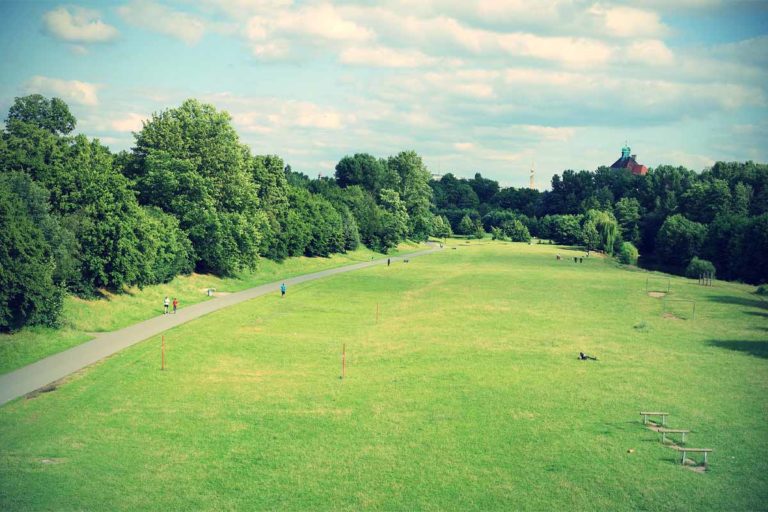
[755,284,768,296]
[473,220,486,239]
[685,257,716,279]
[457,214,475,235]
[617,242,639,265]
[501,219,531,242]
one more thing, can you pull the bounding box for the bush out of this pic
[756,284,768,296]
[685,257,716,279]
[473,220,486,239]
[501,219,531,242]
[655,214,707,268]
[457,214,475,235]
[617,242,639,265]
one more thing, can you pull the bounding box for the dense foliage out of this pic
[0,96,433,331]
[2,93,766,331]
[431,162,768,284]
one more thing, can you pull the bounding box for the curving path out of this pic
[0,245,442,406]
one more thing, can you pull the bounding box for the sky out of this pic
[0,0,766,189]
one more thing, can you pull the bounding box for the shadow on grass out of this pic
[708,339,768,359]
[745,311,768,318]
[708,295,768,310]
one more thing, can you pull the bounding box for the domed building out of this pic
[610,144,648,176]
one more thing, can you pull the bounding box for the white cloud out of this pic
[523,125,576,142]
[341,6,615,67]
[202,0,295,18]
[211,94,353,132]
[624,39,675,66]
[498,33,613,66]
[340,46,446,68]
[660,150,716,170]
[42,6,118,43]
[243,3,375,60]
[592,5,667,38]
[25,76,100,106]
[118,0,206,45]
[110,112,146,132]
[454,142,475,151]
[246,3,372,47]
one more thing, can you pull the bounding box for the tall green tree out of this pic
[655,214,706,268]
[387,150,433,240]
[128,99,264,275]
[0,179,63,331]
[6,94,75,135]
[614,197,642,244]
[376,188,409,251]
[335,153,398,196]
[584,210,619,255]
[252,154,291,260]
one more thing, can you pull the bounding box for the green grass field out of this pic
[0,242,424,375]
[1,241,766,510]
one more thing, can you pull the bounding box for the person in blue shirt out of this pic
[280,282,286,297]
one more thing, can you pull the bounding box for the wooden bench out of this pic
[657,428,690,444]
[640,411,669,426]
[674,447,712,465]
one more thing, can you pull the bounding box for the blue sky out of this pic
[1,0,766,188]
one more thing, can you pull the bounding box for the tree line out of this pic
[0,96,436,331]
[2,95,767,332]
[431,163,768,283]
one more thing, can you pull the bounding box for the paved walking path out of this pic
[0,246,441,406]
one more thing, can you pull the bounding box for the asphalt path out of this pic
[0,245,441,406]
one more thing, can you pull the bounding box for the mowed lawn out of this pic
[0,242,424,375]
[1,241,766,510]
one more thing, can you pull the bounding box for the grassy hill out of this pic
[0,242,424,375]
[0,240,765,510]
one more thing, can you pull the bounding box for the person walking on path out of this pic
[280,282,286,297]
[387,258,391,267]
[163,296,170,315]
[172,298,178,314]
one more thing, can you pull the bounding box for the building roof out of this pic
[610,145,648,175]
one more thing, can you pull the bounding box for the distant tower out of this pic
[621,142,631,159]
[529,161,536,190]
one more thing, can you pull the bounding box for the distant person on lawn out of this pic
[163,296,170,315]
[579,352,598,361]
[281,282,286,297]
[172,298,178,314]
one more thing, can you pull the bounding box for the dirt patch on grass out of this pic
[648,292,666,298]
[663,312,682,320]
[40,458,66,465]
